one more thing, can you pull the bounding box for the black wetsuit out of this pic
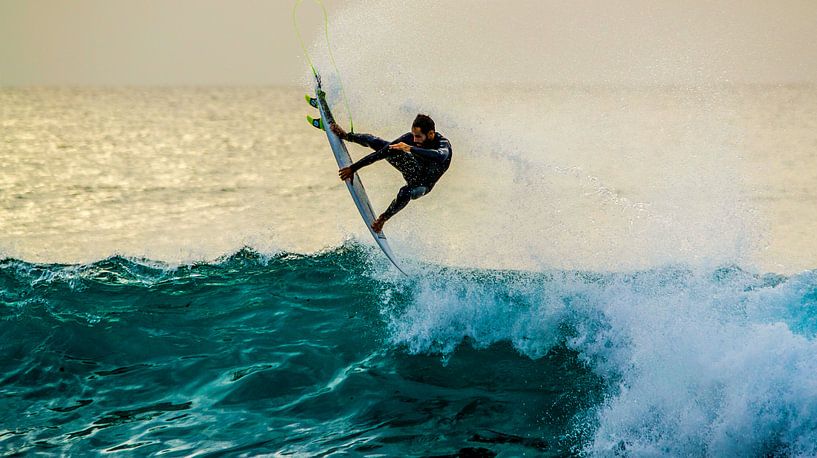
[346,131,452,221]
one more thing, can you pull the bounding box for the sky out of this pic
[1,0,816,86]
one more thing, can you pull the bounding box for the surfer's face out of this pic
[411,127,434,145]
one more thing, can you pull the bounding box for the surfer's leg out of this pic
[380,185,428,222]
[409,186,428,199]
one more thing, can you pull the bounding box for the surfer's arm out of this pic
[349,134,413,172]
[349,146,392,172]
[409,137,452,162]
[345,132,390,150]
[330,124,388,150]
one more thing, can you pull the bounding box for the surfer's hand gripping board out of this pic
[338,166,354,183]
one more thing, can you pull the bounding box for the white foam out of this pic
[384,267,817,455]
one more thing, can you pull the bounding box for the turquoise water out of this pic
[0,246,599,455]
[4,244,817,455]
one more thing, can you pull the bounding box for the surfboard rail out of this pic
[311,75,407,275]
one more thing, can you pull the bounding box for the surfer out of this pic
[332,114,452,233]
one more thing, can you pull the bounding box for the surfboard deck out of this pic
[309,74,407,275]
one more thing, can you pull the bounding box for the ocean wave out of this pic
[3,244,817,455]
[384,261,817,455]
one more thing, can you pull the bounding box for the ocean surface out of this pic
[2,85,817,456]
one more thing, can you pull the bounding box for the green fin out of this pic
[305,94,318,108]
[306,115,324,130]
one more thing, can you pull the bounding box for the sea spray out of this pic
[305,1,758,273]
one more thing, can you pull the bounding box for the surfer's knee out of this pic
[409,186,428,200]
[397,186,413,201]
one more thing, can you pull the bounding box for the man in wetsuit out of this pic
[332,114,452,233]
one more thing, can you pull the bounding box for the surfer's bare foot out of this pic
[371,216,386,233]
[339,167,354,182]
[330,123,347,139]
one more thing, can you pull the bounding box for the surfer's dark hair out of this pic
[412,114,435,134]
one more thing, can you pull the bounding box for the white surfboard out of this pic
[307,75,407,275]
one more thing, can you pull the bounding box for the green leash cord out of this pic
[292,0,355,134]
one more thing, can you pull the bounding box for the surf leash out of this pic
[292,0,355,133]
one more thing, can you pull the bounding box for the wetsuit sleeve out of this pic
[349,146,391,172]
[349,133,413,172]
[409,137,451,162]
[345,132,390,151]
